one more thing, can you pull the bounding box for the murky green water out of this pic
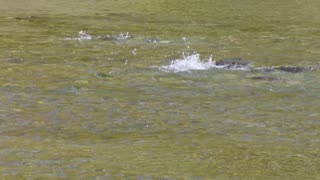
[1,0,320,179]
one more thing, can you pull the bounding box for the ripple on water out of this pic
[65,31,132,41]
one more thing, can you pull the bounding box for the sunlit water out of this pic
[0,0,320,179]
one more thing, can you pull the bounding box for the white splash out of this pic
[160,53,220,72]
[65,31,93,41]
[65,31,131,41]
[132,48,137,55]
[77,31,93,40]
[159,53,253,73]
[115,32,131,40]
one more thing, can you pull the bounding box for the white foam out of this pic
[65,31,93,41]
[160,53,220,72]
[65,31,131,41]
[159,53,253,73]
[115,32,131,40]
[77,31,93,40]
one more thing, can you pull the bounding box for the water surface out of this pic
[0,0,320,178]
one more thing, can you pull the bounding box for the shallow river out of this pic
[0,0,320,179]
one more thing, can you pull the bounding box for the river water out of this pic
[1,0,320,179]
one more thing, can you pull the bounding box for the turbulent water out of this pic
[1,0,320,179]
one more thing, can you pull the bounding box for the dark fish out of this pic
[15,16,36,20]
[273,66,312,73]
[249,76,284,81]
[216,58,250,68]
[6,58,24,64]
